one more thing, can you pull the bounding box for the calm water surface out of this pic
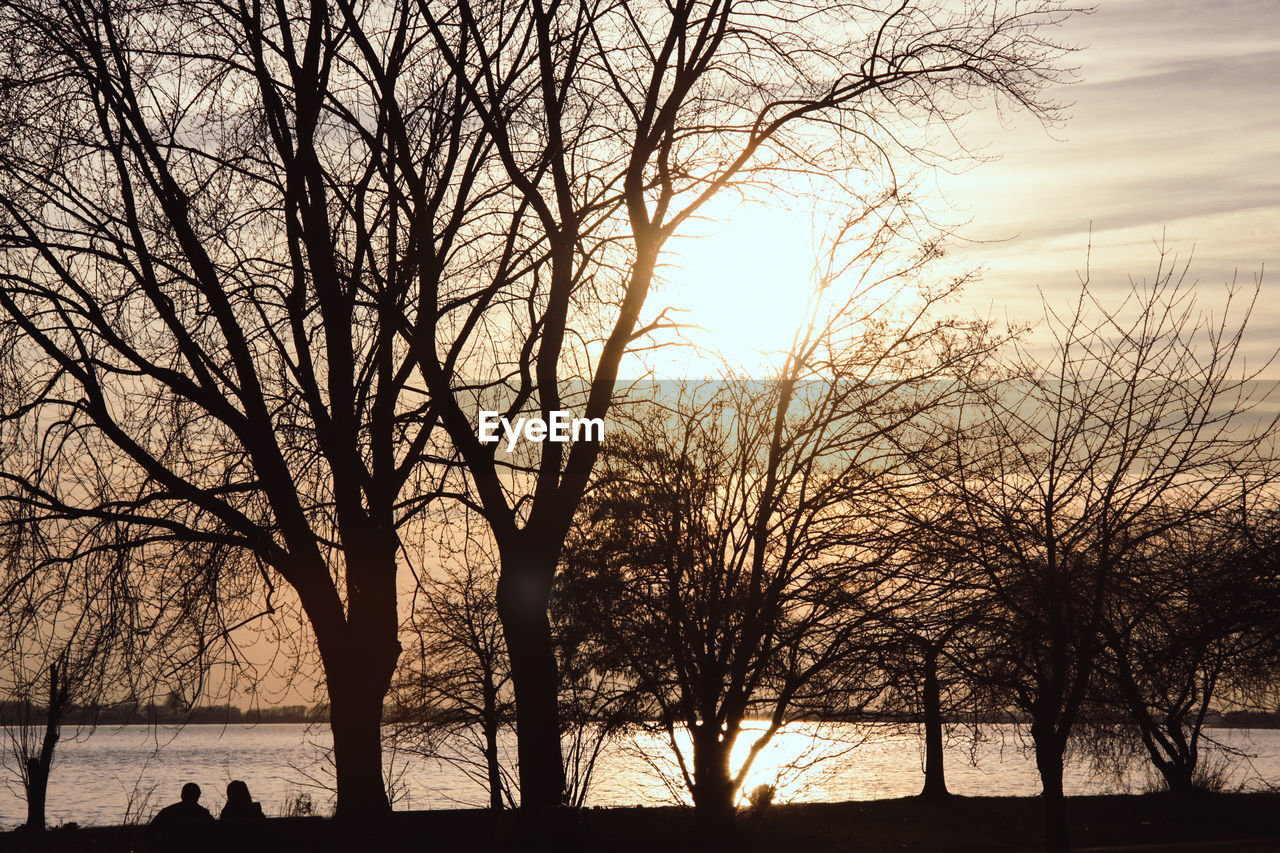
[3,723,1278,827]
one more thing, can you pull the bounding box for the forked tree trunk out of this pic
[1153,752,1197,795]
[1157,718,1200,794]
[496,551,565,810]
[24,662,69,831]
[920,647,950,800]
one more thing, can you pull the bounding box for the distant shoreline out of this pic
[5,704,1280,729]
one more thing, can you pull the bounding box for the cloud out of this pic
[936,2,1279,364]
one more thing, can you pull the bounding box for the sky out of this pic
[221,0,1280,708]
[653,0,1280,376]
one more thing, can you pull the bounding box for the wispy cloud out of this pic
[942,0,1279,365]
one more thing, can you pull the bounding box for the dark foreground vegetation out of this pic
[4,794,1280,853]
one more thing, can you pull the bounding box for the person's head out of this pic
[226,780,251,805]
[180,782,201,803]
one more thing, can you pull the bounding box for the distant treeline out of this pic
[6,699,1277,730]
[823,710,1280,729]
[1213,711,1280,729]
[0,701,327,726]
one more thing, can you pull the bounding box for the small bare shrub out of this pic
[279,791,314,817]
[120,781,158,825]
[747,783,776,811]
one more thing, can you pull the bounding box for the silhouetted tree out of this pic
[559,249,1001,823]
[0,0,1078,815]
[0,0,474,817]
[911,249,1280,853]
[392,540,516,810]
[4,659,70,832]
[552,589,638,810]
[1098,509,1280,794]
[1,332,263,828]
[876,552,994,801]
[390,510,631,809]
[0,507,265,829]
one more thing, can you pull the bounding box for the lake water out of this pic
[3,723,1278,828]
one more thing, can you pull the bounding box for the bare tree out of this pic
[0,0,484,818]
[911,249,1280,852]
[0,328,263,828]
[558,254,1001,823]
[1098,508,1280,794]
[876,551,994,800]
[0,0,1078,815]
[391,536,516,810]
[0,519,254,829]
[551,577,638,810]
[3,653,73,831]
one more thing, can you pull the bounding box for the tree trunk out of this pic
[483,678,504,810]
[690,723,736,827]
[497,552,565,810]
[1156,757,1196,795]
[325,646,397,820]
[24,662,67,832]
[298,542,402,821]
[1031,720,1069,853]
[1157,718,1199,794]
[24,757,49,832]
[920,647,949,800]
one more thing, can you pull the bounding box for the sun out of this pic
[641,194,820,378]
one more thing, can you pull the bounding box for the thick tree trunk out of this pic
[920,647,949,800]
[1031,720,1069,853]
[24,757,49,832]
[325,646,397,820]
[497,553,565,810]
[690,724,736,827]
[1157,719,1198,794]
[308,548,402,822]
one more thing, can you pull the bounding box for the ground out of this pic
[3,793,1279,852]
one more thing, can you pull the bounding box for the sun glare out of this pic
[648,196,818,378]
[621,722,879,807]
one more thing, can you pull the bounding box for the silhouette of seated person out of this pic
[220,780,266,821]
[148,782,214,850]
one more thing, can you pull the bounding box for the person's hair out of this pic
[181,782,201,802]
[226,780,252,805]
